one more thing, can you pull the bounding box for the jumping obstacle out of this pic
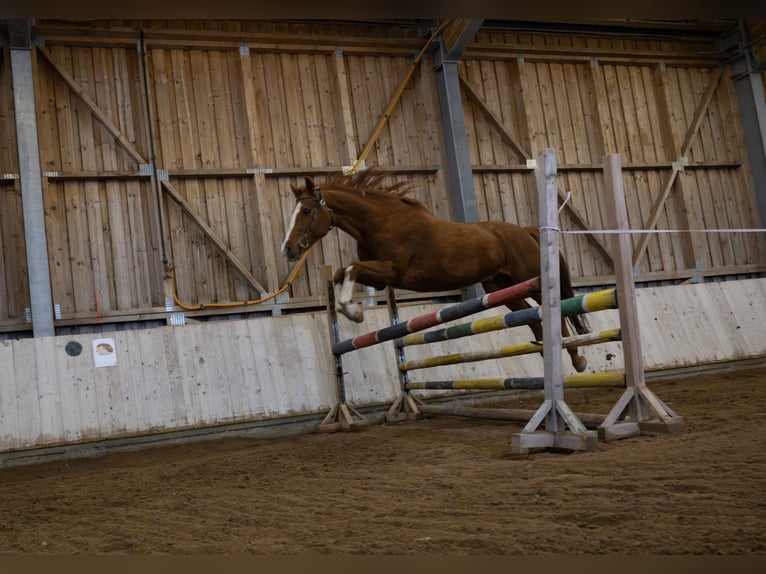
[319,150,683,451]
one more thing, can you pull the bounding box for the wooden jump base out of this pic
[417,403,607,429]
[404,371,625,391]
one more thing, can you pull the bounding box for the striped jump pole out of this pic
[396,287,617,348]
[331,276,540,356]
[398,328,621,371]
[404,371,625,391]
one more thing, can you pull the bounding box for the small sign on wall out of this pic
[93,338,117,368]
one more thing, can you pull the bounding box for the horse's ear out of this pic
[304,176,316,196]
[290,183,301,198]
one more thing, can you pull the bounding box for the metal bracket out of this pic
[343,160,365,174]
[239,44,250,56]
[246,167,274,175]
[169,312,186,326]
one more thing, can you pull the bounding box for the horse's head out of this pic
[281,176,335,262]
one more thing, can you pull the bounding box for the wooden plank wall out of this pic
[1,276,765,454]
[460,29,766,285]
[1,20,765,334]
[0,46,29,331]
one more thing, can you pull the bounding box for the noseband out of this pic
[295,187,335,249]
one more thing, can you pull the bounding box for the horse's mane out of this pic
[322,168,421,204]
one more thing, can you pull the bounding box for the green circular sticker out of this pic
[65,341,83,357]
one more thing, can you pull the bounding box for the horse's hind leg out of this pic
[483,278,587,372]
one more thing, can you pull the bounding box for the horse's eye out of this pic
[302,208,311,215]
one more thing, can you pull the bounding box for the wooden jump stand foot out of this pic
[597,385,684,440]
[511,400,599,453]
[317,401,371,434]
[385,392,423,423]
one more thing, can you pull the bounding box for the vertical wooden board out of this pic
[168,50,203,296]
[303,312,337,409]
[313,53,342,166]
[0,340,20,449]
[588,63,615,154]
[276,316,314,414]
[249,53,277,167]
[719,278,766,357]
[93,48,130,310]
[117,329,147,433]
[169,323,207,426]
[91,335,123,437]
[297,53,327,167]
[125,179,154,308]
[246,314,289,416]
[282,53,310,165]
[224,52,250,170]
[262,53,293,168]
[189,321,232,424]
[161,327,192,428]
[563,64,591,163]
[11,340,42,448]
[190,50,219,169]
[378,57,405,166]
[133,328,171,430]
[548,61,571,163]
[213,321,250,421]
[55,336,90,441]
[346,55,374,163]
[482,59,510,165]
[79,339,104,439]
[33,337,65,444]
[289,314,329,412]
[208,50,236,168]
[226,319,259,417]
[400,61,426,166]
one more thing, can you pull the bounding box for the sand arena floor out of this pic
[1,366,764,554]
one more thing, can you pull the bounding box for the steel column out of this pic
[10,20,55,337]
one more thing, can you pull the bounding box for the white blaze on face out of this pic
[281,202,302,255]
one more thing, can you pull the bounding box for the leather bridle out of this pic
[295,187,335,249]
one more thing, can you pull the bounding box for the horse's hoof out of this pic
[573,356,588,373]
[336,303,364,323]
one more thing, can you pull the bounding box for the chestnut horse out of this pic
[281,169,589,372]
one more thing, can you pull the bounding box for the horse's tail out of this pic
[524,227,590,335]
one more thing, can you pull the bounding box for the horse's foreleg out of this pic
[333,261,396,323]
